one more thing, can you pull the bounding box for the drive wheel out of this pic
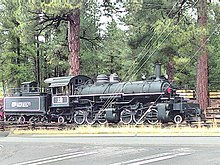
[120,109,132,124]
[133,110,144,124]
[74,111,85,125]
[97,111,107,125]
[146,109,158,125]
[85,111,96,125]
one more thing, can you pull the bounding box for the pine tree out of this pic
[196,0,209,110]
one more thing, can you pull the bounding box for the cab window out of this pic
[52,86,69,95]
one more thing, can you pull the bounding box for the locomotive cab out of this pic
[44,75,92,108]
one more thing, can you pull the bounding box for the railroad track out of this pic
[0,120,219,132]
[0,107,219,131]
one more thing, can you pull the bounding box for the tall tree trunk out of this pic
[16,37,21,86]
[166,55,174,83]
[68,8,80,76]
[196,0,208,110]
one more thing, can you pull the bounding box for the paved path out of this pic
[0,136,220,165]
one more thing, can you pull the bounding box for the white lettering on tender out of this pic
[11,102,32,108]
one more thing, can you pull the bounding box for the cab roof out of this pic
[44,75,91,87]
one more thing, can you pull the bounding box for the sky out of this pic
[97,0,128,34]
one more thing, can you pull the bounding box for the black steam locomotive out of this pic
[3,63,204,125]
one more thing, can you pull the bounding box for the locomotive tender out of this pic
[3,63,203,125]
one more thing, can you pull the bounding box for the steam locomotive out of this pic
[3,63,204,125]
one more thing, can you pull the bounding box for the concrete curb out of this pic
[8,132,220,137]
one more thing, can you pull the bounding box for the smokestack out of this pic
[155,63,161,80]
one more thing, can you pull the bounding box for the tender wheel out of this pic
[173,114,183,124]
[18,116,25,124]
[97,111,107,125]
[146,109,158,125]
[85,111,96,125]
[74,111,85,125]
[58,116,65,124]
[41,116,48,123]
[29,116,40,123]
[7,116,17,124]
[120,109,132,124]
[133,110,144,124]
